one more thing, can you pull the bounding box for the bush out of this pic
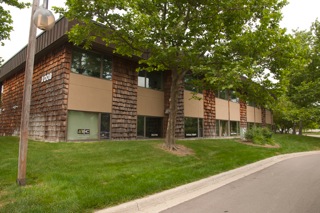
[245,126,274,145]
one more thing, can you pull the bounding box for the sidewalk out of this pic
[95,150,320,213]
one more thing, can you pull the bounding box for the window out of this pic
[71,49,112,80]
[230,121,240,136]
[137,116,163,138]
[67,111,111,140]
[216,90,239,102]
[138,70,163,90]
[184,73,204,93]
[100,113,111,139]
[216,90,228,100]
[68,111,99,140]
[230,91,239,103]
[216,120,229,137]
[185,117,203,137]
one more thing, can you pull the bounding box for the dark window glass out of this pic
[216,90,229,100]
[100,113,110,139]
[216,120,229,136]
[230,91,239,103]
[216,120,220,136]
[138,70,163,90]
[102,58,112,80]
[146,72,162,90]
[137,116,163,138]
[230,121,239,136]
[71,49,112,80]
[185,117,203,137]
[199,118,203,137]
[137,116,145,138]
[146,117,162,137]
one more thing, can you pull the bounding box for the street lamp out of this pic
[17,0,55,186]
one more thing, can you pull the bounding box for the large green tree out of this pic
[285,21,320,134]
[57,0,289,149]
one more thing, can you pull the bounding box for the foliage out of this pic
[273,20,320,134]
[245,126,274,145]
[1,135,320,212]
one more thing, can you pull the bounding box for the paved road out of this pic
[161,154,320,213]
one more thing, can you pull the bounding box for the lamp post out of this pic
[17,0,55,186]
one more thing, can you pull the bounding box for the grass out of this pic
[1,134,320,213]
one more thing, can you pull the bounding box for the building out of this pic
[0,18,273,142]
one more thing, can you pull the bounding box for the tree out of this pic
[285,21,320,134]
[56,0,289,150]
[0,0,29,64]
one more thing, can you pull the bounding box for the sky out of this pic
[1,0,320,63]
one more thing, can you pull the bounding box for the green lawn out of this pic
[1,134,320,213]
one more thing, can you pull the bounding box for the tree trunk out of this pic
[299,120,303,135]
[292,123,296,135]
[165,69,185,150]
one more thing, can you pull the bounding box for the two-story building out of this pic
[0,17,273,142]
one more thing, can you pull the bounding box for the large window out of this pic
[137,116,163,138]
[216,90,239,102]
[68,111,99,140]
[216,90,228,100]
[216,120,229,137]
[67,111,111,140]
[185,117,203,138]
[138,70,163,90]
[100,113,111,139]
[230,121,240,136]
[71,49,112,80]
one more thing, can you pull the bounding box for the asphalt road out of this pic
[161,154,320,213]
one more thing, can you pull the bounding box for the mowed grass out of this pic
[1,134,320,213]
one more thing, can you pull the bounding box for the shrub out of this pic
[245,126,274,145]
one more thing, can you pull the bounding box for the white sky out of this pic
[1,0,320,63]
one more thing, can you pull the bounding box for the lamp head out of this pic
[33,6,55,31]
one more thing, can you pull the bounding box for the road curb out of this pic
[95,150,320,213]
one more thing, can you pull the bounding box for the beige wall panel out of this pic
[247,106,255,122]
[68,73,112,112]
[216,98,229,120]
[137,87,164,117]
[266,110,272,124]
[230,102,240,121]
[184,91,204,118]
[255,108,262,123]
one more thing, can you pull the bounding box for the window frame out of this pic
[71,48,112,80]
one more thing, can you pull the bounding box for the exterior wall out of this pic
[0,45,70,141]
[266,110,273,124]
[255,108,262,123]
[247,106,255,123]
[215,98,229,120]
[261,108,266,127]
[0,72,24,136]
[68,73,113,113]
[137,87,164,117]
[184,91,204,118]
[247,106,262,123]
[111,57,138,140]
[203,90,216,137]
[29,46,70,141]
[229,102,240,121]
[240,101,247,128]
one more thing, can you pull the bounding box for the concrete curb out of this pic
[95,151,320,213]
